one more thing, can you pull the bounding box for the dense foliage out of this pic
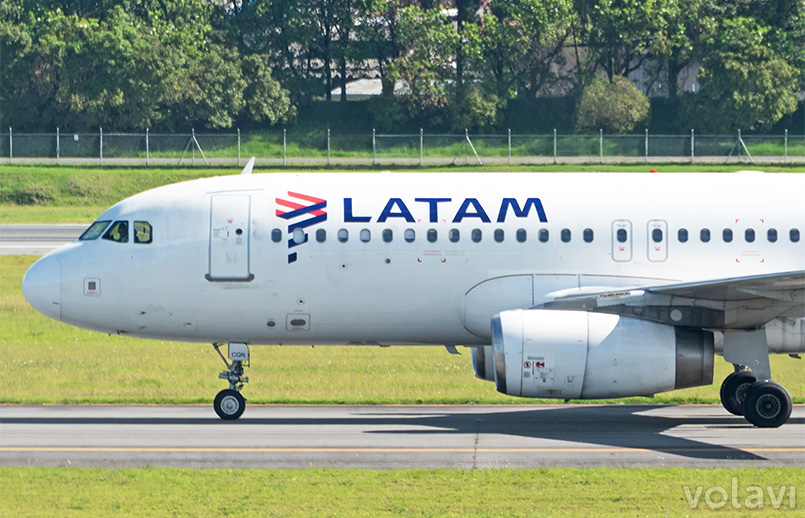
[1,0,802,132]
[576,76,650,133]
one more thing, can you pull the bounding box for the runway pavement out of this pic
[0,224,84,255]
[1,404,803,469]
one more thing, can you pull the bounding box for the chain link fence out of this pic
[1,128,803,166]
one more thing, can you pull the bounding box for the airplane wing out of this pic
[539,270,805,330]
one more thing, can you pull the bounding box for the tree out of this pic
[0,2,293,130]
[568,0,682,95]
[232,0,320,103]
[576,76,650,133]
[241,54,296,124]
[387,6,460,118]
[358,0,407,97]
[684,17,799,132]
[478,0,573,100]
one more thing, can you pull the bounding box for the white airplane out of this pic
[22,162,804,425]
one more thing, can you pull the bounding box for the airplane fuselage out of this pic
[24,172,804,346]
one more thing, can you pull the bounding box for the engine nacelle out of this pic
[471,345,496,382]
[487,309,714,399]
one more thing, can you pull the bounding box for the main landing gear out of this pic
[212,343,250,420]
[719,330,792,428]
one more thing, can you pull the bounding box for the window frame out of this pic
[102,220,129,243]
[133,221,153,244]
[79,220,112,241]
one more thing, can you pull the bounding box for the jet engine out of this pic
[472,309,713,399]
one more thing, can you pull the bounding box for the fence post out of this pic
[237,128,241,167]
[419,128,423,167]
[645,129,649,162]
[8,127,11,164]
[372,128,376,166]
[508,128,511,166]
[599,129,603,164]
[465,128,469,165]
[100,127,103,165]
[192,128,196,166]
[691,129,694,162]
[327,128,330,167]
[553,129,557,164]
[56,127,60,165]
[145,128,150,166]
[784,129,788,164]
[283,129,287,167]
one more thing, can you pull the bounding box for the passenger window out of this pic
[134,221,152,244]
[404,229,415,243]
[79,220,111,241]
[700,229,711,243]
[516,229,527,243]
[292,228,305,244]
[723,229,733,243]
[652,228,663,243]
[382,229,393,243]
[561,228,571,243]
[360,229,371,242]
[494,229,504,243]
[538,229,549,243]
[471,229,482,243]
[768,228,778,243]
[271,229,282,243]
[745,229,755,243]
[316,229,326,243]
[427,229,437,243]
[338,229,349,243]
[583,228,594,243]
[678,228,688,243]
[791,229,801,243]
[449,229,460,243]
[102,221,129,243]
[616,228,628,243]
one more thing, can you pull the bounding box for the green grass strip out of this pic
[1,467,802,517]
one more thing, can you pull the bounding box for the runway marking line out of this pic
[2,447,804,454]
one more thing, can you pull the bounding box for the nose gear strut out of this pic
[212,343,249,420]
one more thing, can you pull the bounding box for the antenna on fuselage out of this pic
[240,157,256,175]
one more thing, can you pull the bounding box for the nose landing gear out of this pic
[213,343,249,420]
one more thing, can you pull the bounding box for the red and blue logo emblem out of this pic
[276,192,327,263]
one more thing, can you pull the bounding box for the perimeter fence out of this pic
[1,128,803,166]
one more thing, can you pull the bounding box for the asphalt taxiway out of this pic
[1,404,802,469]
[0,225,84,255]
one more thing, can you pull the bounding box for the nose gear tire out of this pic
[214,389,246,420]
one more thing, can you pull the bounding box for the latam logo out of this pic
[343,197,547,224]
[276,191,327,263]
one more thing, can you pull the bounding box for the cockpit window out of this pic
[79,220,112,241]
[134,221,152,244]
[102,221,129,243]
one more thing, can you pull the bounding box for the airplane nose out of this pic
[22,254,62,321]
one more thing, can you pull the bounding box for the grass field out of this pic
[1,467,802,517]
[2,255,803,405]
